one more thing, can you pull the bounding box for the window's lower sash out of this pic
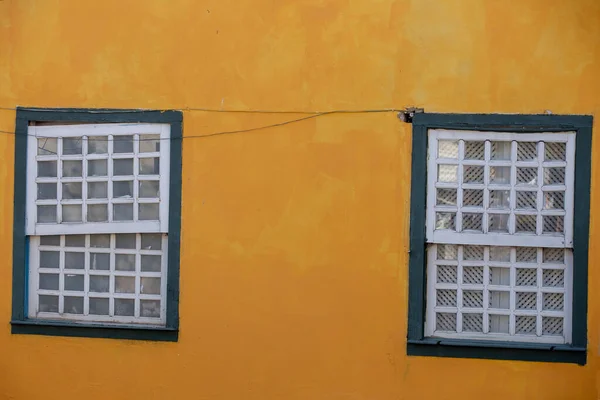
[11,319,178,342]
[407,338,585,365]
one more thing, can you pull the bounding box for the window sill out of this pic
[407,338,586,365]
[11,319,178,342]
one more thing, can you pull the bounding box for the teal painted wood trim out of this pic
[12,108,183,341]
[407,113,593,364]
[407,123,428,341]
[407,339,586,365]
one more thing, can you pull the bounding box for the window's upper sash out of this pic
[425,129,576,248]
[25,123,171,236]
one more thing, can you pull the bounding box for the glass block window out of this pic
[25,123,171,326]
[425,130,576,344]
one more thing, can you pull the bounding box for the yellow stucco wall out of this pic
[0,0,599,399]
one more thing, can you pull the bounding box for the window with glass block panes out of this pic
[425,130,575,344]
[25,123,170,325]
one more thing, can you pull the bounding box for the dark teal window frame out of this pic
[407,113,592,365]
[11,108,183,342]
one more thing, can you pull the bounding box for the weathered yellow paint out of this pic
[1,0,599,399]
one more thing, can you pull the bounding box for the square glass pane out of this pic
[488,214,508,233]
[543,191,565,210]
[462,213,482,232]
[65,274,84,291]
[544,142,566,161]
[38,205,57,223]
[543,215,564,234]
[62,182,82,199]
[139,181,160,198]
[489,291,510,309]
[463,165,484,184]
[90,234,110,248]
[489,315,509,334]
[39,295,59,313]
[37,138,58,155]
[88,136,108,154]
[116,234,136,249]
[437,165,458,183]
[516,191,537,209]
[516,214,537,233]
[40,251,60,268]
[63,138,82,155]
[39,273,59,290]
[64,296,84,314]
[90,275,110,292]
[40,236,60,246]
[489,190,509,209]
[62,205,82,222]
[462,189,483,207]
[37,183,57,200]
[491,141,511,160]
[113,159,133,176]
[517,142,537,161]
[141,277,161,294]
[436,244,457,260]
[88,204,108,222]
[544,167,565,185]
[139,203,159,220]
[516,247,537,263]
[543,248,564,263]
[113,204,134,221]
[38,161,57,177]
[435,212,455,230]
[88,182,108,199]
[89,298,109,315]
[140,300,161,318]
[141,234,162,250]
[490,166,511,184]
[65,235,85,247]
[115,254,135,271]
[436,188,457,206]
[113,135,134,153]
[115,298,135,316]
[489,246,511,261]
[437,140,458,159]
[115,276,135,293]
[139,158,159,175]
[141,255,161,272]
[62,160,82,177]
[113,181,133,198]
[140,135,160,153]
[464,141,484,160]
[516,167,537,185]
[489,267,510,285]
[65,252,85,269]
[88,159,108,176]
[90,253,110,270]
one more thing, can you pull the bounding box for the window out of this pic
[12,108,182,341]
[407,113,592,364]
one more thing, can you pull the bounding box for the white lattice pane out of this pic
[516,167,538,185]
[543,293,564,311]
[489,166,511,184]
[515,316,537,335]
[464,141,485,160]
[542,317,563,335]
[463,165,484,184]
[488,214,509,233]
[516,292,537,310]
[491,141,511,160]
[463,245,484,260]
[462,313,483,332]
[463,189,484,207]
[436,188,457,206]
[463,290,484,308]
[437,289,457,307]
[436,313,457,332]
[462,213,483,232]
[544,167,565,185]
[543,248,564,263]
[516,268,537,286]
[435,212,456,230]
[545,142,566,161]
[489,267,510,286]
[516,191,537,210]
[438,165,458,183]
[543,215,564,234]
[489,315,509,333]
[515,214,537,233]
[543,191,565,210]
[437,244,458,260]
[543,269,564,287]
[462,266,484,284]
[438,140,459,159]
[489,190,510,209]
[517,142,538,161]
[437,265,457,283]
[516,247,537,263]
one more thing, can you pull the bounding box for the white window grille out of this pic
[425,130,575,344]
[26,123,170,326]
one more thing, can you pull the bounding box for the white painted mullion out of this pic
[426,133,439,242]
[133,134,140,223]
[83,234,90,316]
[108,135,114,223]
[536,248,543,337]
[425,245,437,337]
[482,140,491,234]
[57,137,63,224]
[109,234,115,316]
[58,235,65,314]
[536,142,545,236]
[563,134,576,247]
[26,126,38,235]
[28,237,40,318]
[456,141,464,233]
[159,124,171,233]
[563,249,573,343]
[456,245,464,333]
[482,246,490,334]
[135,233,141,318]
[508,141,517,235]
[509,247,516,335]
[160,233,169,324]
[82,136,88,223]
